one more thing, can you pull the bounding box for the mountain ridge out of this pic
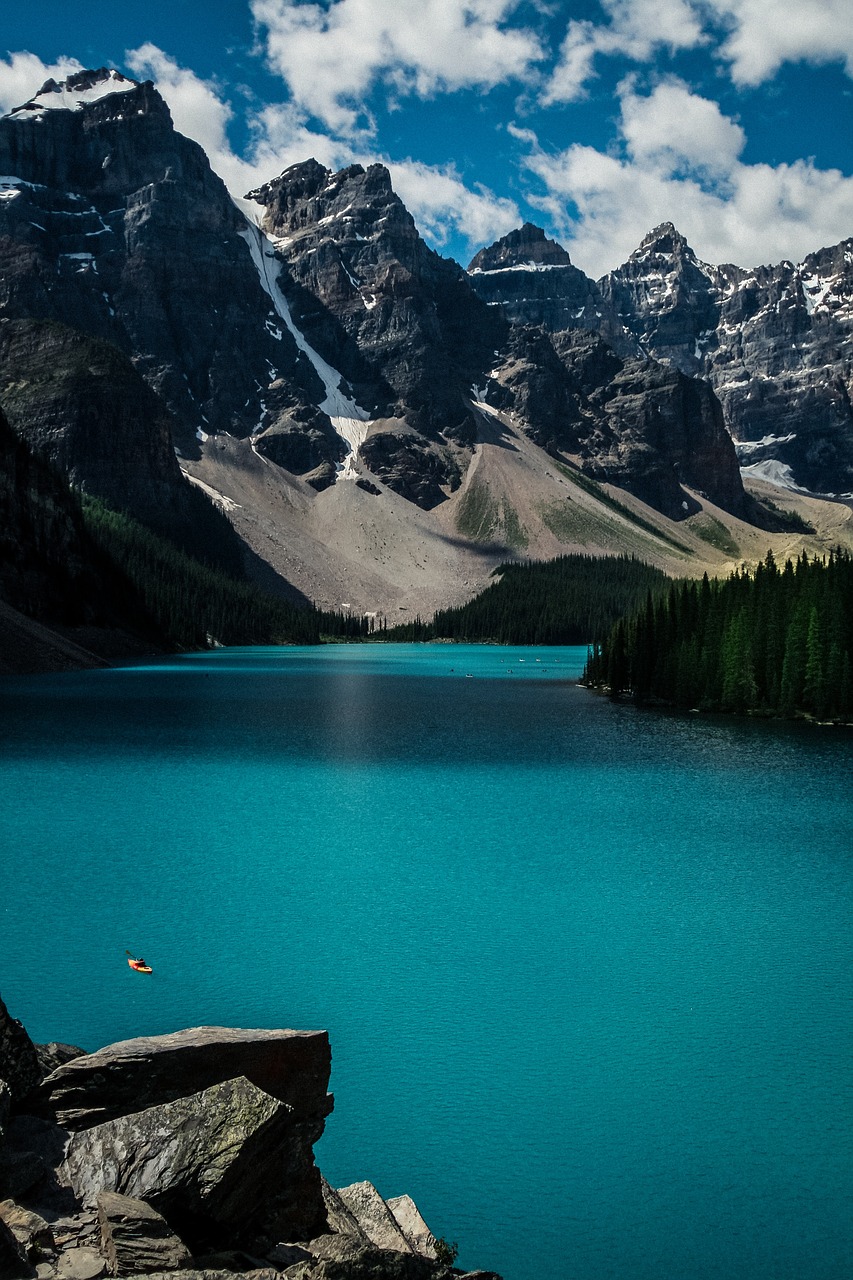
[0,68,851,630]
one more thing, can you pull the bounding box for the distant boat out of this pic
[126,950,153,974]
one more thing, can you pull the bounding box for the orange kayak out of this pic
[127,958,153,974]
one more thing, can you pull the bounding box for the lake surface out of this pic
[1,643,851,1279]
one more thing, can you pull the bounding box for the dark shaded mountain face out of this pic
[471,220,853,495]
[0,68,315,452]
[0,70,751,527]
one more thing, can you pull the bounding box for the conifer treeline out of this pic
[386,555,668,644]
[584,549,853,720]
[82,498,369,649]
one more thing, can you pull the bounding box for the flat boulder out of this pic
[61,1076,327,1249]
[37,1027,332,1131]
[0,995,42,1104]
[97,1191,191,1275]
[385,1197,437,1261]
[333,1184,413,1254]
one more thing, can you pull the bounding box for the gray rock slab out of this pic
[385,1196,437,1261]
[333,1184,413,1254]
[0,1200,55,1254]
[97,1191,190,1275]
[55,1248,105,1280]
[37,1027,332,1132]
[61,1076,326,1248]
[319,1178,368,1240]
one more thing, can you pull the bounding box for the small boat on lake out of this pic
[126,951,153,974]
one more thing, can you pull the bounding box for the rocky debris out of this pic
[297,1233,501,1279]
[97,1192,190,1275]
[37,1026,332,1131]
[0,996,42,1104]
[61,1075,327,1250]
[33,1049,86,1080]
[0,1005,501,1280]
[55,1246,106,1279]
[333,1184,413,1254]
[385,1199,436,1262]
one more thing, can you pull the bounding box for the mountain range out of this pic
[1,67,851,644]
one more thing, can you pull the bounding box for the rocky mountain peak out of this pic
[630,222,696,265]
[468,222,573,272]
[8,67,156,122]
[249,159,413,250]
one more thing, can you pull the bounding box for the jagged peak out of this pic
[468,222,573,273]
[631,222,696,262]
[8,68,143,118]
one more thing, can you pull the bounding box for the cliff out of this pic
[0,995,500,1280]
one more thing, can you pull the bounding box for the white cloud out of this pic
[543,0,704,103]
[0,51,84,115]
[708,0,853,85]
[124,44,516,252]
[386,159,520,253]
[619,76,745,179]
[126,45,236,166]
[518,79,853,276]
[250,0,543,133]
[542,0,853,101]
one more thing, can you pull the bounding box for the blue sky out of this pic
[2,1,852,276]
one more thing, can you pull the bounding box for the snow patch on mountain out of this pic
[11,70,136,115]
[240,222,373,478]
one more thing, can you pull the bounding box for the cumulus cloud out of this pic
[542,0,853,101]
[385,159,520,252]
[517,79,853,276]
[543,0,704,103]
[250,0,543,133]
[0,51,84,115]
[707,0,853,84]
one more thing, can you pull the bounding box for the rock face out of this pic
[484,326,749,520]
[468,224,632,356]
[471,220,853,496]
[598,224,853,494]
[0,994,41,1104]
[63,1076,326,1249]
[0,70,314,450]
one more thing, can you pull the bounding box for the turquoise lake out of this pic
[0,643,851,1279]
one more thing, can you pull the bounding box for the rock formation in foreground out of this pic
[0,994,499,1280]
